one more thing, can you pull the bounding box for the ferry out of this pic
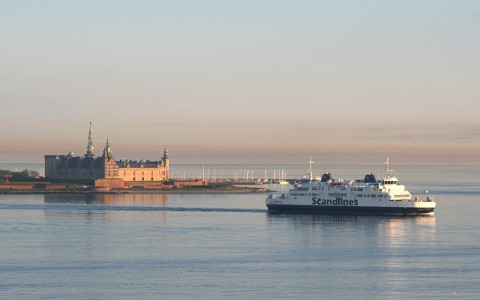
[266,158,436,215]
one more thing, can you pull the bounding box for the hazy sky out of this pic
[1,0,480,164]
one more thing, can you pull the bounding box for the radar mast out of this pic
[309,157,315,181]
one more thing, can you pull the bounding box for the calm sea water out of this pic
[1,164,479,299]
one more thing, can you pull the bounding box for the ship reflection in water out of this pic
[266,213,436,249]
[44,193,169,206]
[266,213,435,228]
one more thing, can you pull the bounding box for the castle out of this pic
[44,123,169,183]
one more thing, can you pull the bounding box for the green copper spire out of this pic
[86,122,94,157]
[104,138,112,157]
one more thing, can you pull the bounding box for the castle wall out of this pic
[95,178,125,188]
[104,156,119,178]
[118,166,168,182]
[45,155,169,182]
[44,155,58,179]
[44,155,105,180]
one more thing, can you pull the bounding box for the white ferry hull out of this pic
[266,204,434,215]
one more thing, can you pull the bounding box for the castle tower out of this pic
[163,146,169,166]
[163,146,169,180]
[104,138,112,158]
[103,138,118,178]
[85,122,95,157]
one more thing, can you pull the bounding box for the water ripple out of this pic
[0,203,266,214]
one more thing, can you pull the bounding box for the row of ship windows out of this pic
[311,187,348,191]
[328,193,347,197]
[291,193,388,198]
[393,194,410,198]
[384,181,397,184]
[310,187,365,191]
[357,194,388,198]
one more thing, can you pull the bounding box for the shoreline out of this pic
[0,188,272,195]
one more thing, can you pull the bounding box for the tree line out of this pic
[0,169,42,183]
